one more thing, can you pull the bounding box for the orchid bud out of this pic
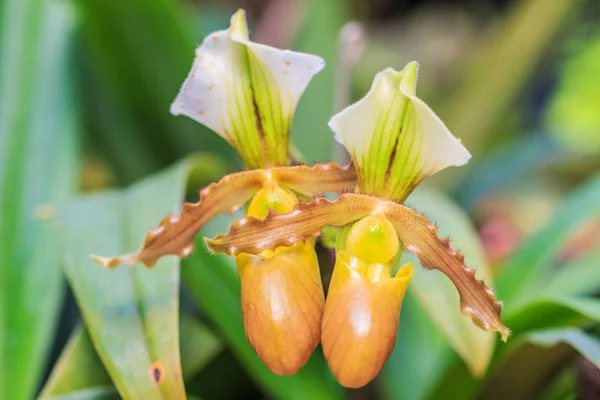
[237,185,324,375]
[322,216,413,388]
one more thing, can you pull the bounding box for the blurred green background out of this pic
[1,0,600,399]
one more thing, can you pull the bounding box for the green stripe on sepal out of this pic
[172,9,324,169]
[329,62,471,202]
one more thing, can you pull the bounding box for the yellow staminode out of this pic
[346,215,399,264]
[247,184,298,220]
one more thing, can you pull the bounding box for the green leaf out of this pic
[505,296,600,334]
[479,337,575,399]
[74,0,235,183]
[41,315,223,399]
[179,314,224,381]
[403,186,496,376]
[378,295,454,400]
[292,0,348,162]
[546,32,600,153]
[183,220,342,400]
[526,328,600,369]
[542,246,600,298]
[40,324,114,399]
[57,156,222,399]
[44,388,120,400]
[497,172,600,306]
[439,0,580,155]
[0,0,79,398]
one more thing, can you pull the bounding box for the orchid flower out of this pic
[93,9,357,375]
[93,13,509,387]
[206,62,509,387]
[170,9,324,169]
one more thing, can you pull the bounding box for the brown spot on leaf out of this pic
[150,362,164,383]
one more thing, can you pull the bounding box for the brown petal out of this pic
[237,242,324,375]
[206,193,509,341]
[385,205,510,341]
[92,163,356,268]
[322,251,413,388]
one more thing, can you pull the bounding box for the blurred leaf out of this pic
[292,0,348,162]
[542,246,600,297]
[40,325,114,399]
[547,33,600,153]
[179,314,224,381]
[455,135,563,208]
[497,172,600,306]
[440,0,580,155]
[479,339,575,399]
[74,0,235,183]
[58,156,222,399]
[378,295,454,400]
[403,186,496,376]
[45,388,120,400]
[183,220,342,400]
[506,296,600,334]
[426,356,479,400]
[527,328,600,368]
[0,0,79,398]
[537,365,577,400]
[41,314,223,399]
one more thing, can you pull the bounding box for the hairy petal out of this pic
[206,193,509,340]
[205,194,377,255]
[384,204,510,342]
[92,164,356,268]
[329,63,471,201]
[170,9,324,169]
[271,162,357,197]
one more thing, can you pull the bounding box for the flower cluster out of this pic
[94,10,508,388]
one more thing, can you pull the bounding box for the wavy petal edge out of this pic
[206,193,509,340]
[92,163,356,269]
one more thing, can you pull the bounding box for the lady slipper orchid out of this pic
[93,9,356,376]
[322,216,415,388]
[206,62,510,387]
[93,15,509,386]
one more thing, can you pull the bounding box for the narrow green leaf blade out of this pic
[40,325,113,399]
[527,328,600,369]
[403,186,496,376]
[542,246,600,298]
[379,295,454,400]
[506,296,600,334]
[74,0,234,183]
[58,158,217,399]
[41,315,223,399]
[0,0,79,398]
[497,173,600,305]
[292,0,348,162]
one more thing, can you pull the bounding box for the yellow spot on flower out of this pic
[346,215,399,264]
